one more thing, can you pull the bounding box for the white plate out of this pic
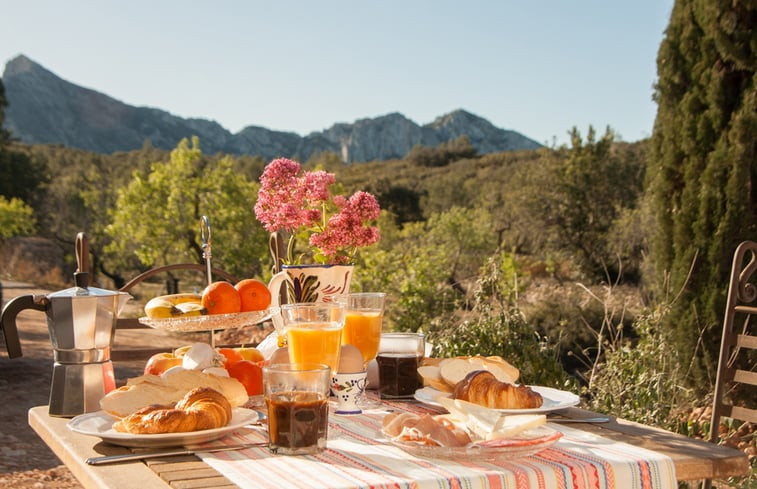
[384,425,562,461]
[414,386,580,414]
[67,408,259,448]
[138,307,277,332]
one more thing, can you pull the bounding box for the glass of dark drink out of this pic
[263,363,331,455]
[376,333,425,399]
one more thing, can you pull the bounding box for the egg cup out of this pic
[331,371,367,415]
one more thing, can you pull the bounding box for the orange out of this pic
[201,281,241,315]
[227,360,264,396]
[217,347,244,366]
[235,278,272,312]
[234,346,265,363]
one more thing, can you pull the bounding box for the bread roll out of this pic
[101,369,247,417]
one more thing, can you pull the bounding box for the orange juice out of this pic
[287,322,343,372]
[342,311,382,365]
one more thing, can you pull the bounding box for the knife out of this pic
[86,442,266,465]
[547,417,609,424]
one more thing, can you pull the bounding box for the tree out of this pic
[0,196,36,238]
[105,137,270,281]
[507,127,644,280]
[407,136,478,167]
[647,0,756,387]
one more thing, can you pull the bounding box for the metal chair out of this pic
[706,241,757,488]
[74,232,240,361]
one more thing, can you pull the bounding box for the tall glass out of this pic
[339,293,385,410]
[340,293,386,369]
[280,303,345,373]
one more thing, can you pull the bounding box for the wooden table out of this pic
[29,403,749,489]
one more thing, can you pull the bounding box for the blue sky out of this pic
[0,1,674,147]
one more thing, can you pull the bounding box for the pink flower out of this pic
[254,158,328,233]
[309,192,381,263]
[254,158,381,264]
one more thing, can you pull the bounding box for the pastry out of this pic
[453,370,542,409]
[113,387,231,434]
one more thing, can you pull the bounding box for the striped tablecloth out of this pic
[197,399,677,489]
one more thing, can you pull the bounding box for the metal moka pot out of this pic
[1,239,130,417]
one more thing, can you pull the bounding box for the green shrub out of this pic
[428,254,575,389]
[584,301,694,430]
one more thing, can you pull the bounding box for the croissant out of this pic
[453,370,543,409]
[113,387,232,434]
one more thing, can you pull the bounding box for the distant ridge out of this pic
[1,55,542,162]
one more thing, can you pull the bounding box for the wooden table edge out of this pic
[558,407,750,481]
[28,405,172,489]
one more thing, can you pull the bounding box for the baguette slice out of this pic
[417,365,453,392]
[466,356,519,384]
[439,356,519,387]
[485,414,546,440]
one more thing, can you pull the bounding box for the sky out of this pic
[0,1,674,147]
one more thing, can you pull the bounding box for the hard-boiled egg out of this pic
[268,346,289,365]
[338,344,365,373]
[182,342,221,370]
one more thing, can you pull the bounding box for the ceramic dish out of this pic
[138,307,277,332]
[67,408,259,448]
[384,425,562,461]
[414,385,580,414]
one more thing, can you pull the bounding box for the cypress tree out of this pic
[648,0,756,387]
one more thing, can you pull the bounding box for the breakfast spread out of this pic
[113,386,232,434]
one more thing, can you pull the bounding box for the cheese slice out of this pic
[485,414,546,440]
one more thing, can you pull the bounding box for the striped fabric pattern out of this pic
[198,402,676,489]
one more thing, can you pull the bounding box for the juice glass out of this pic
[280,303,345,373]
[340,293,385,368]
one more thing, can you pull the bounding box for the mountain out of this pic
[1,55,542,162]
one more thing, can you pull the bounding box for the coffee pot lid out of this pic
[47,271,119,298]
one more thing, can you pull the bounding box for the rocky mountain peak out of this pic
[2,54,542,161]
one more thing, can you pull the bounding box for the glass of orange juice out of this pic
[339,293,385,410]
[280,303,345,373]
[340,293,386,369]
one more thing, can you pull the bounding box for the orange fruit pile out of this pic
[200,279,272,315]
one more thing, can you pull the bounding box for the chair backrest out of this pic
[73,232,241,362]
[709,240,757,444]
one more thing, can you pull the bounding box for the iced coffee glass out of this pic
[263,363,331,455]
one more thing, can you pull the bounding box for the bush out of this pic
[584,299,694,431]
[428,254,575,389]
